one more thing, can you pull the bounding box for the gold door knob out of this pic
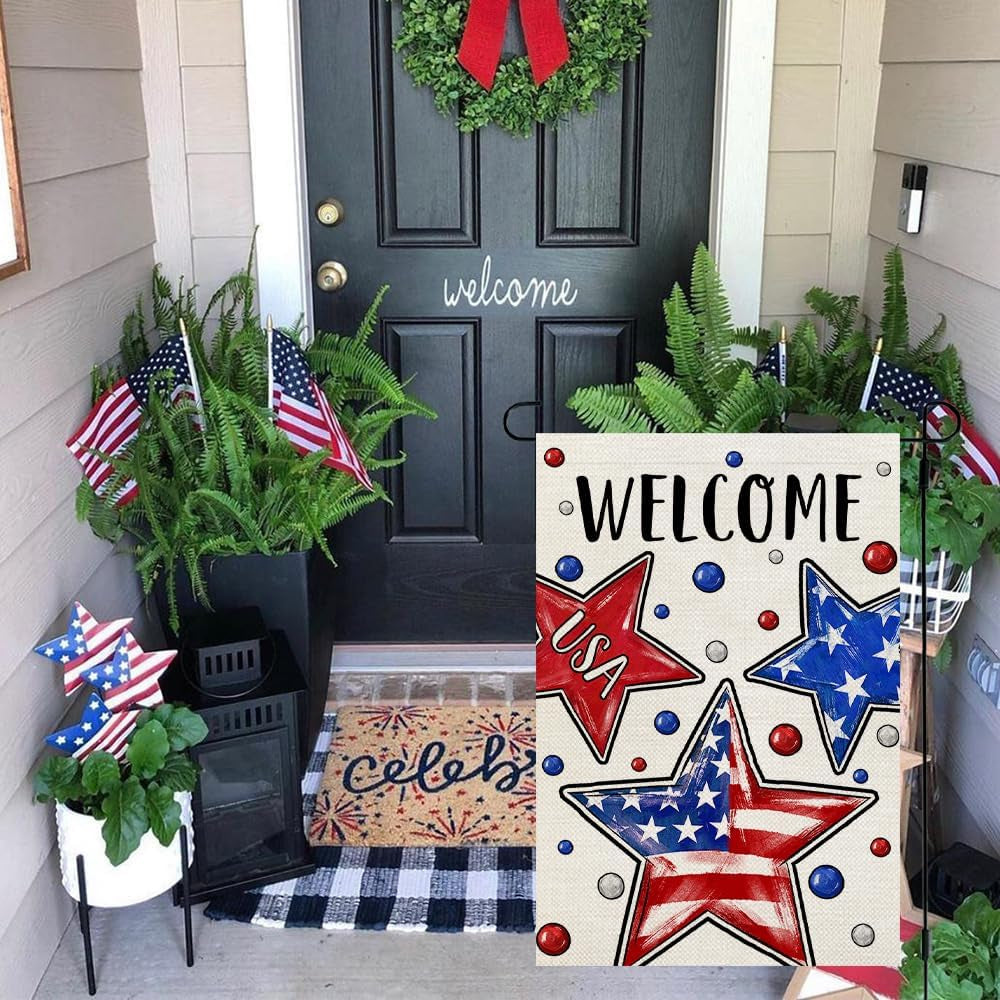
[316,260,348,292]
[316,198,344,226]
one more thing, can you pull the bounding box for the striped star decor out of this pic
[744,562,900,773]
[33,602,133,697]
[562,682,874,966]
[83,629,176,711]
[45,694,141,761]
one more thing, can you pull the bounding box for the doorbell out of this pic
[898,162,927,234]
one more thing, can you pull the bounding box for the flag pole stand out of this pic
[903,399,962,1000]
[71,827,195,995]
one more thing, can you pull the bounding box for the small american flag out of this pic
[83,629,175,711]
[860,355,937,418]
[752,342,783,382]
[34,602,134,697]
[927,405,1000,487]
[45,694,140,761]
[860,355,1000,486]
[66,332,202,506]
[268,328,373,490]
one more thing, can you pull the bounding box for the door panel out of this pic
[300,0,718,641]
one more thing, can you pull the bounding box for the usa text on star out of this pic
[34,601,134,697]
[536,552,701,762]
[45,695,141,762]
[82,629,176,711]
[562,681,874,966]
[745,561,900,773]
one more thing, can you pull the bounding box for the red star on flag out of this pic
[536,553,701,762]
[564,682,874,965]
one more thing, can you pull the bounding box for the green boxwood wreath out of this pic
[391,0,650,136]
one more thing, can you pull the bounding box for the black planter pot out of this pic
[152,548,335,767]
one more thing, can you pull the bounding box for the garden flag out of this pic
[45,694,140,762]
[267,328,373,490]
[535,434,901,967]
[87,629,175,711]
[66,331,203,506]
[34,602,133,697]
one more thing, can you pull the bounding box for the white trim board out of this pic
[244,0,775,331]
[333,644,536,673]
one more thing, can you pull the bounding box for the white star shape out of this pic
[811,580,833,605]
[104,665,115,675]
[824,624,848,654]
[88,671,99,681]
[658,789,683,812]
[695,782,721,810]
[702,728,724,752]
[877,603,900,626]
[102,681,112,690]
[673,815,702,844]
[835,670,870,706]
[44,647,54,656]
[59,639,70,649]
[100,713,111,722]
[74,737,84,746]
[55,736,66,745]
[825,713,848,742]
[711,754,731,777]
[637,816,666,844]
[873,636,900,670]
[710,812,730,839]
[620,790,642,812]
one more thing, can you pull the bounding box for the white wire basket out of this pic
[900,551,972,636]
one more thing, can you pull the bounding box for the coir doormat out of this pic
[309,704,535,847]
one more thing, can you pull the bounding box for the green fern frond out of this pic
[880,245,909,359]
[566,384,652,433]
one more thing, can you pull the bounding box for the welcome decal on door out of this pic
[443,255,579,309]
[534,434,901,967]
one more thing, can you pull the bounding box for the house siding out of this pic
[760,0,885,328]
[0,2,157,996]
[867,0,1000,857]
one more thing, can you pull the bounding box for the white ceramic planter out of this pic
[56,791,194,908]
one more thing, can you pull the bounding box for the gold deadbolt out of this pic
[316,260,348,292]
[316,197,344,226]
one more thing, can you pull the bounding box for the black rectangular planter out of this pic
[152,548,335,768]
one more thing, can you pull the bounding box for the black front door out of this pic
[300,0,718,642]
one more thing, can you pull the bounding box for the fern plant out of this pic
[77,258,435,629]
[567,244,786,433]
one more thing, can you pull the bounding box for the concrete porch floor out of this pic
[35,893,794,998]
[36,673,793,997]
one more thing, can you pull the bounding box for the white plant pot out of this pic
[56,791,194,908]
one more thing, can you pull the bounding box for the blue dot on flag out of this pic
[542,755,564,776]
[654,710,680,735]
[693,562,725,593]
[809,865,845,899]
[555,556,583,582]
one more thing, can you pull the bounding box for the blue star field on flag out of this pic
[566,694,733,858]
[745,563,900,772]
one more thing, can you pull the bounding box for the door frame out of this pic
[241,0,776,340]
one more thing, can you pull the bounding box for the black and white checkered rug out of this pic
[203,713,536,932]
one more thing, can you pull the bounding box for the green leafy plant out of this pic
[76,256,436,629]
[567,244,786,433]
[901,892,1000,999]
[34,705,208,865]
[392,0,650,135]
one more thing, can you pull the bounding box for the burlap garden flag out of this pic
[535,434,901,967]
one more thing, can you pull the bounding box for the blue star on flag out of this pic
[562,681,872,965]
[745,562,900,772]
[45,694,140,762]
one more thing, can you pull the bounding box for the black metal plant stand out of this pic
[903,399,962,1000]
[74,826,194,996]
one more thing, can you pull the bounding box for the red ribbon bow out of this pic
[457,0,570,91]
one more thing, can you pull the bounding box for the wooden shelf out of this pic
[901,629,945,657]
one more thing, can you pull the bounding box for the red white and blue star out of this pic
[45,694,141,761]
[82,629,175,711]
[562,682,873,965]
[34,602,133,697]
[745,561,900,773]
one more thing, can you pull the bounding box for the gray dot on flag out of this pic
[768,549,783,565]
[877,724,899,747]
[877,462,892,477]
[598,873,625,899]
[851,923,875,947]
[559,501,574,516]
[706,641,728,663]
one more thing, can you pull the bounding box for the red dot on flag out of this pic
[544,448,565,468]
[863,541,897,574]
[870,837,891,857]
[536,922,571,956]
